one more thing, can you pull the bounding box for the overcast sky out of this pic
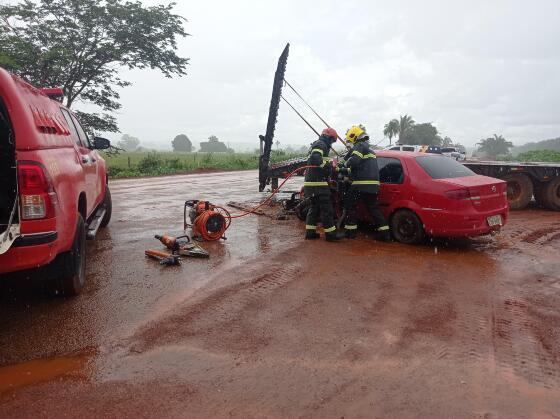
[108,0,560,150]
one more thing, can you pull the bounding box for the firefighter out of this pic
[338,125,390,241]
[304,127,342,242]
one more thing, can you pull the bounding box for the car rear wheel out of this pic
[99,186,112,228]
[503,173,533,210]
[52,214,86,296]
[390,209,425,244]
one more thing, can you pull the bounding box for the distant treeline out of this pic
[511,137,560,156]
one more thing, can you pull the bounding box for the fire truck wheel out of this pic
[100,186,112,228]
[53,214,86,296]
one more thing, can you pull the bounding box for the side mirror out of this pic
[92,137,111,150]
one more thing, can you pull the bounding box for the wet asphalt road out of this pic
[1,170,559,418]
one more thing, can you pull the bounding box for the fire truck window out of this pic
[402,146,415,152]
[60,109,83,147]
[378,157,404,184]
[70,114,91,147]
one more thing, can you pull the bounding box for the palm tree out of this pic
[477,134,513,158]
[383,119,399,146]
[397,114,415,144]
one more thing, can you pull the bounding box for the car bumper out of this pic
[420,208,509,237]
[0,232,58,274]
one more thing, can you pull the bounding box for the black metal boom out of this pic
[259,43,290,192]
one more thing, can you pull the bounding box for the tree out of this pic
[477,134,513,158]
[0,0,189,133]
[383,119,399,146]
[116,134,140,151]
[442,136,453,147]
[172,134,192,152]
[199,135,229,152]
[397,114,415,144]
[402,122,442,146]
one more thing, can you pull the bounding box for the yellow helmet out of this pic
[345,125,368,143]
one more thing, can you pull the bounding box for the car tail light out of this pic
[18,163,56,220]
[445,189,471,200]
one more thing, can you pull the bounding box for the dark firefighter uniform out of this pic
[303,129,341,241]
[340,125,390,240]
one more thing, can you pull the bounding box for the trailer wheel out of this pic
[390,209,425,245]
[503,174,533,210]
[533,181,550,209]
[543,177,560,211]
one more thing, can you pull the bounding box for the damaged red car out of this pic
[358,150,509,243]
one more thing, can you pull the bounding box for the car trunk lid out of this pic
[437,175,507,212]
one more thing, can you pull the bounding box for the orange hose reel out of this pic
[184,200,231,241]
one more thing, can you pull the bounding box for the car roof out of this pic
[376,150,441,159]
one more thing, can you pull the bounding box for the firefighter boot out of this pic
[376,227,392,242]
[345,229,357,239]
[325,230,344,242]
[305,230,320,240]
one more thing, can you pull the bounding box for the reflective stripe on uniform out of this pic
[377,225,389,231]
[345,225,358,230]
[351,180,380,185]
[363,153,376,159]
[306,225,317,230]
[311,148,324,156]
[324,226,336,233]
[321,157,332,168]
[352,150,364,158]
[304,181,329,186]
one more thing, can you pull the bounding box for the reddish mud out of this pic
[0,171,559,418]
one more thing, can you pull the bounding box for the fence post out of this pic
[128,156,131,169]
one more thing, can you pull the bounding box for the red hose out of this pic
[225,165,317,219]
[191,165,318,240]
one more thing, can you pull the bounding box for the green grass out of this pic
[499,149,560,163]
[102,150,305,178]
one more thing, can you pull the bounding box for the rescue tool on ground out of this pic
[145,249,181,266]
[155,234,209,258]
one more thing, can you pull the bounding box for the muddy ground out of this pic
[1,170,559,418]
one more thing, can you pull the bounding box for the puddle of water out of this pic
[0,352,91,394]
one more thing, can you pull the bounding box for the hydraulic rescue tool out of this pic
[155,234,210,258]
[145,249,181,266]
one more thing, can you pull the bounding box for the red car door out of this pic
[377,156,406,215]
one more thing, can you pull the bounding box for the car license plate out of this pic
[487,215,502,227]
